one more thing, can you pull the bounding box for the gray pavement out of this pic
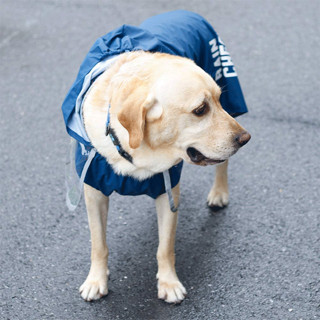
[1,0,319,319]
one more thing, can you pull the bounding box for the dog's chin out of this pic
[186,147,226,166]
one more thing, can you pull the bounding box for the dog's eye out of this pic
[192,103,209,117]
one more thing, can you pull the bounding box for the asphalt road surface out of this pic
[1,0,319,319]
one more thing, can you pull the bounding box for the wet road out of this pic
[1,0,319,319]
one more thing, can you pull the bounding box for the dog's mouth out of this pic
[186,147,225,166]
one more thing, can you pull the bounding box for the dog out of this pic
[62,11,250,304]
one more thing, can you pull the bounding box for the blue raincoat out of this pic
[61,10,248,200]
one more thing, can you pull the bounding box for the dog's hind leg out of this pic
[155,183,187,304]
[80,183,109,301]
[207,159,229,210]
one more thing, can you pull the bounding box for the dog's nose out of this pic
[235,131,251,147]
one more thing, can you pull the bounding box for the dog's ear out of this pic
[116,79,158,149]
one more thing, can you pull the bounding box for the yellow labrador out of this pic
[79,51,250,303]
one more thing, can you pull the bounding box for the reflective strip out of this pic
[67,56,119,143]
[163,170,179,213]
[65,139,96,211]
[79,148,96,188]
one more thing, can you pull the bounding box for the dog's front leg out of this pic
[79,183,109,301]
[207,159,229,209]
[155,183,187,303]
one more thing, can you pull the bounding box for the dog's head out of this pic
[84,52,250,178]
[109,52,250,168]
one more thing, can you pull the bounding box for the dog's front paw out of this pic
[79,270,109,301]
[207,187,229,210]
[157,279,187,304]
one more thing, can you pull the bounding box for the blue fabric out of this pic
[75,143,183,199]
[61,10,248,199]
